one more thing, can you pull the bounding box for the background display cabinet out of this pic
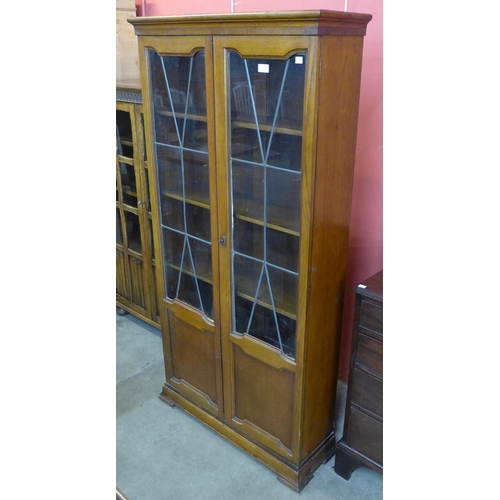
[116,80,161,328]
[130,11,372,491]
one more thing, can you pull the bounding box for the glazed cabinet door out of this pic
[142,36,223,417]
[214,36,319,461]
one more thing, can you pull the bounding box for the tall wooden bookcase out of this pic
[130,11,371,491]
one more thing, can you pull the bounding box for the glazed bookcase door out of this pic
[143,36,223,417]
[215,36,318,461]
[139,105,162,327]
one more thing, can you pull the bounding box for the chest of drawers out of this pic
[335,270,383,479]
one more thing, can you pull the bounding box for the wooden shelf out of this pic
[123,188,138,198]
[120,137,134,147]
[167,261,213,285]
[234,261,297,320]
[160,188,210,210]
[166,258,296,320]
[117,241,143,258]
[157,108,208,123]
[232,117,302,137]
[119,204,139,215]
[161,185,299,236]
[233,195,300,236]
[156,107,301,137]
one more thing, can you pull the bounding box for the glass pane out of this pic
[233,218,264,261]
[266,228,299,273]
[116,208,123,245]
[229,51,306,360]
[158,147,210,206]
[121,173,138,207]
[163,227,213,319]
[229,52,305,132]
[117,110,138,207]
[148,216,155,260]
[234,295,296,359]
[140,111,147,162]
[149,48,213,321]
[231,130,302,173]
[144,167,151,211]
[150,50,208,151]
[124,211,142,254]
[116,110,133,158]
[266,168,301,235]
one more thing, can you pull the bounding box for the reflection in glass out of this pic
[148,217,155,260]
[149,49,213,320]
[116,110,133,156]
[124,211,142,254]
[234,296,297,359]
[229,51,306,359]
[116,110,138,207]
[116,208,123,245]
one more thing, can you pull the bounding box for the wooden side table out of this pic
[335,270,383,479]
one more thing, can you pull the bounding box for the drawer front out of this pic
[356,333,383,377]
[347,407,383,465]
[351,368,383,419]
[359,299,382,335]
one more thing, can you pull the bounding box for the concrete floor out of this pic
[116,313,383,500]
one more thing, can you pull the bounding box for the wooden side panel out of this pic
[300,35,365,460]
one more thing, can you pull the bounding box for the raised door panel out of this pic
[166,307,219,412]
[141,36,223,417]
[214,35,318,461]
[116,248,129,299]
[129,256,146,308]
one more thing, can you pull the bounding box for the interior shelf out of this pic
[156,108,208,123]
[123,188,138,198]
[117,154,134,164]
[119,137,134,147]
[234,262,297,320]
[166,261,213,285]
[232,117,302,137]
[233,195,300,236]
[160,188,210,210]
